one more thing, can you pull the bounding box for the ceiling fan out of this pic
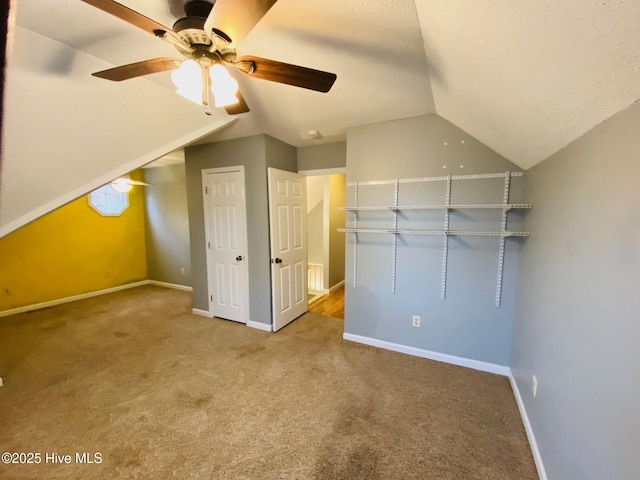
[81,0,337,115]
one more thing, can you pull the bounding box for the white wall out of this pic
[306,176,327,268]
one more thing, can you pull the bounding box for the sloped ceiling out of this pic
[0,3,234,236]
[2,0,640,235]
[415,0,640,169]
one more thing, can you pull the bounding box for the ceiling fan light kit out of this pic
[209,65,240,107]
[110,175,151,193]
[81,0,337,116]
[170,59,239,107]
[111,178,134,193]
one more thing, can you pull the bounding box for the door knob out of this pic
[274,258,283,264]
[236,256,243,261]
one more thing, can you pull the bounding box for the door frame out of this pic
[299,167,347,295]
[201,166,250,323]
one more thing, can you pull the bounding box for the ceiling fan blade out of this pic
[80,0,181,43]
[92,58,181,81]
[204,0,278,47]
[224,91,250,115]
[236,56,337,93]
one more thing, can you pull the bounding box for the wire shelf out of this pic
[340,228,529,237]
[343,171,531,306]
[342,203,532,211]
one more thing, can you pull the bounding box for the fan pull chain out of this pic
[202,64,213,116]
[201,65,210,106]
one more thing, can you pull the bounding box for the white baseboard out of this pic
[148,280,193,292]
[342,333,510,376]
[247,320,272,332]
[509,374,548,480]
[0,280,149,318]
[308,293,324,305]
[329,280,345,293]
[192,308,213,318]
[191,311,269,332]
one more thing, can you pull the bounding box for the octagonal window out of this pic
[89,184,129,216]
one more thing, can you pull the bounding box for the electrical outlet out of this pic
[180,268,186,275]
[412,315,421,327]
[532,375,538,397]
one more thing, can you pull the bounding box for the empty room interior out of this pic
[1,1,638,479]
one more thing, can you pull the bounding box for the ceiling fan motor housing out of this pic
[173,1,215,46]
[184,0,214,18]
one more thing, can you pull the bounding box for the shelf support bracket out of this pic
[441,175,452,300]
[352,181,359,289]
[495,171,511,307]
[391,179,399,293]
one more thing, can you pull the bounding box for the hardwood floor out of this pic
[308,284,344,319]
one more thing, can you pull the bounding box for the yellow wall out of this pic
[0,172,147,311]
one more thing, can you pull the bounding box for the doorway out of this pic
[303,171,346,319]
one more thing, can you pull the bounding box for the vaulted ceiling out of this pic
[2,0,640,235]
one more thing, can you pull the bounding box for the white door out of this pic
[203,168,249,323]
[268,168,308,331]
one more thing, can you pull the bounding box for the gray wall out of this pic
[143,163,192,286]
[185,135,271,324]
[297,142,346,171]
[345,115,524,366]
[512,101,640,479]
[266,136,298,172]
[185,134,297,326]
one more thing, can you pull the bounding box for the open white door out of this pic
[268,168,308,331]
[202,167,249,324]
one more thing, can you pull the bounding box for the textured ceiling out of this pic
[415,0,640,169]
[200,0,436,146]
[9,0,640,168]
[15,0,435,149]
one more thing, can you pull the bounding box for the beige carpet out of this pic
[0,286,537,479]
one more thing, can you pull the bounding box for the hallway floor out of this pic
[308,285,344,319]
